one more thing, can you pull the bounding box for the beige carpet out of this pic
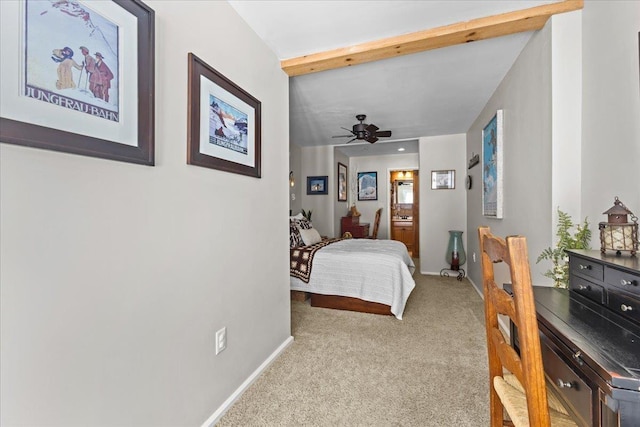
[218,268,490,426]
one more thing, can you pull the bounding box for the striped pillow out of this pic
[293,218,313,230]
[290,222,304,248]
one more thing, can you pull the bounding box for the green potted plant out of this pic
[537,209,591,288]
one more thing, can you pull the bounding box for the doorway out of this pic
[389,170,419,258]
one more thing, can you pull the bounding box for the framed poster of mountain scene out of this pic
[187,53,261,177]
[357,171,378,201]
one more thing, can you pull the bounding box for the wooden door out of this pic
[412,170,419,258]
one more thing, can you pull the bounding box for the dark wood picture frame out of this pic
[482,110,504,218]
[431,170,455,190]
[187,53,261,178]
[337,162,347,201]
[357,171,378,201]
[0,0,155,166]
[307,176,328,195]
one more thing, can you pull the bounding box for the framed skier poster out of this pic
[187,53,262,178]
[482,110,504,218]
[0,0,155,165]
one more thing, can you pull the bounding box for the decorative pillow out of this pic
[293,218,313,230]
[299,227,322,246]
[289,213,304,221]
[290,222,304,248]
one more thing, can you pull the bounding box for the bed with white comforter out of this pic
[290,238,416,319]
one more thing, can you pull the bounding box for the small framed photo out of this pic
[307,176,328,195]
[337,162,347,201]
[431,170,455,190]
[357,171,378,201]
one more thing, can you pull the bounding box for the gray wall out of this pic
[0,1,290,426]
[348,153,419,240]
[289,142,302,215]
[581,1,640,228]
[297,147,419,239]
[419,134,467,274]
[299,145,335,236]
[466,20,554,289]
[333,148,350,237]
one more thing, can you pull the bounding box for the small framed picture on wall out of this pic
[431,170,455,190]
[307,176,328,195]
[337,162,347,201]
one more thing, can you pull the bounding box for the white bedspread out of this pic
[290,239,416,319]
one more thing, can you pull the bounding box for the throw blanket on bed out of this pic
[290,239,416,319]
[290,238,342,283]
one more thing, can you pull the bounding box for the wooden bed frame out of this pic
[290,290,392,316]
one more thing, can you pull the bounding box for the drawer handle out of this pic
[578,285,590,291]
[557,379,573,389]
[572,351,584,366]
[620,279,636,286]
[621,304,634,312]
[578,264,592,270]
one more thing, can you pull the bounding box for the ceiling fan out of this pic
[332,114,392,144]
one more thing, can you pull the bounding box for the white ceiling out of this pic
[336,139,420,158]
[229,1,560,155]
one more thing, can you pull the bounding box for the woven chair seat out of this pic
[494,374,577,427]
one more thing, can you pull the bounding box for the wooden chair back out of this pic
[478,226,551,427]
[371,208,382,239]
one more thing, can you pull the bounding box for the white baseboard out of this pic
[467,276,482,297]
[200,336,294,427]
[420,270,445,276]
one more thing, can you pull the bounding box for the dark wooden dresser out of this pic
[340,216,369,238]
[509,250,640,426]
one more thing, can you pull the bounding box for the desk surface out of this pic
[533,287,640,392]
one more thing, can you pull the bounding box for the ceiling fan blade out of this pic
[365,124,379,133]
[375,130,392,138]
[340,127,354,133]
[345,138,358,144]
[332,135,354,138]
[366,136,379,144]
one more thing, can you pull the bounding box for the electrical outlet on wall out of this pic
[215,327,227,355]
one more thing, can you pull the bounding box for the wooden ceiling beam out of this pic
[281,0,583,77]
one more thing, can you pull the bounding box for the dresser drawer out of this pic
[605,266,640,297]
[570,256,604,282]
[570,276,605,305]
[540,334,592,426]
[608,291,640,323]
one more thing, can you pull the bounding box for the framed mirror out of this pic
[395,180,413,204]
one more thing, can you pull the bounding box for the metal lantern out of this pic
[599,196,638,256]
